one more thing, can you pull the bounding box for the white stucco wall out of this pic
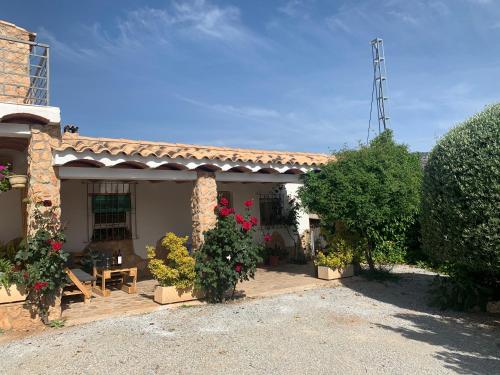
[61,180,306,259]
[61,180,193,258]
[0,188,23,243]
[0,149,26,244]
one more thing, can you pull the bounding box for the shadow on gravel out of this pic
[340,271,500,375]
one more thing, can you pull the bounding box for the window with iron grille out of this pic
[87,182,137,242]
[259,193,284,227]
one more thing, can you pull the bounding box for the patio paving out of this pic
[62,262,334,326]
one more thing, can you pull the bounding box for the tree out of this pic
[299,130,422,271]
[421,104,500,309]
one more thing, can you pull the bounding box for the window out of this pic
[87,182,136,241]
[259,194,284,227]
[217,191,233,207]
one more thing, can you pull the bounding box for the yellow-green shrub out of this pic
[314,238,353,269]
[147,233,195,289]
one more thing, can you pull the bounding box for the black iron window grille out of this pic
[86,182,137,242]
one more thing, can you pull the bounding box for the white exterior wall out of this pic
[61,180,193,258]
[0,149,27,244]
[284,183,310,236]
[61,180,306,259]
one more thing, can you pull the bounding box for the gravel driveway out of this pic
[1,267,499,375]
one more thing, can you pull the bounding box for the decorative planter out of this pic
[8,175,28,189]
[153,285,204,305]
[317,264,354,280]
[269,255,279,267]
[0,284,27,304]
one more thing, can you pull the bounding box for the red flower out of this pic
[228,207,235,214]
[250,216,258,225]
[264,233,272,242]
[219,197,229,207]
[235,214,244,224]
[51,241,63,252]
[235,263,242,273]
[43,200,52,207]
[34,281,48,291]
[241,221,252,232]
[244,200,253,208]
[219,207,232,217]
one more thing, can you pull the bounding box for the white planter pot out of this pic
[8,175,28,189]
[153,285,203,305]
[317,265,354,280]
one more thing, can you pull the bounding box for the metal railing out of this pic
[0,34,49,106]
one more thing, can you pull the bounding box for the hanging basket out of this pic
[8,175,28,189]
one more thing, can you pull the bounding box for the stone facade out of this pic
[191,171,218,250]
[26,124,61,233]
[0,21,34,104]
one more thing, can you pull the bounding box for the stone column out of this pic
[191,171,218,250]
[26,124,61,234]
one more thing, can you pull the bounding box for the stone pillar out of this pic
[26,124,61,234]
[191,171,218,250]
[284,183,311,255]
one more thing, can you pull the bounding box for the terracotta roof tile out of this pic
[57,134,330,167]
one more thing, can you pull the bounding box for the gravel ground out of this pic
[1,266,499,375]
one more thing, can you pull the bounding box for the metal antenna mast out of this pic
[369,38,389,138]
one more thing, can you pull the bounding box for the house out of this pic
[0,20,328,275]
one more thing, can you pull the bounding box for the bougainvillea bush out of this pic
[421,104,500,310]
[147,232,196,289]
[195,198,264,303]
[0,164,11,192]
[15,201,68,324]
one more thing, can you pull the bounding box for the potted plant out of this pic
[147,232,200,304]
[0,258,27,303]
[268,245,280,267]
[0,164,12,193]
[8,175,28,189]
[314,239,354,280]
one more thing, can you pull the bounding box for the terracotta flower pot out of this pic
[317,265,354,280]
[8,175,28,189]
[269,255,279,267]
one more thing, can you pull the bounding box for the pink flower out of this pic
[244,200,253,208]
[250,216,258,226]
[34,281,48,291]
[235,263,242,273]
[0,165,5,171]
[219,197,229,207]
[241,221,252,232]
[264,233,272,242]
[235,214,244,224]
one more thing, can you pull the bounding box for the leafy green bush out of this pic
[195,198,263,303]
[314,238,353,269]
[421,104,500,309]
[0,258,13,289]
[147,233,196,289]
[300,130,422,271]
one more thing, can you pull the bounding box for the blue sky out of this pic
[3,0,500,153]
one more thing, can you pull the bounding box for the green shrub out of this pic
[314,238,353,269]
[421,104,500,309]
[147,233,196,289]
[300,130,422,271]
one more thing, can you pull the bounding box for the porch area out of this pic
[61,263,332,326]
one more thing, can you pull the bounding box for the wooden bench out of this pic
[64,268,96,303]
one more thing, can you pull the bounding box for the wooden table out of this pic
[92,266,138,297]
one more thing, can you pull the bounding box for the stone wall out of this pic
[191,172,217,250]
[26,124,61,233]
[0,21,33,104]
